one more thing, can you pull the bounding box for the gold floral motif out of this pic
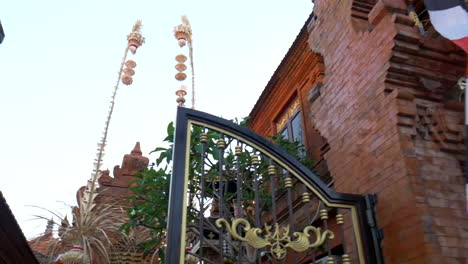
[276,114,289,132]
[215,218,334,260]
[276,97,300,132]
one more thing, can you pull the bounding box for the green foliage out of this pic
[270,134,314,170]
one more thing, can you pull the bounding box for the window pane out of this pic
[291,112,303,143]
[280,127,289,141]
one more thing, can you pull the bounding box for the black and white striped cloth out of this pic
[424,0,468,40]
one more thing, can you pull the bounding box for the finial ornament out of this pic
[320,209,329,220]
[284,177,293,188]
[251,154,260,165]
[342,254,351,264]
[235,146,242,156]
[200,133,208,144]
[336,214,344,225]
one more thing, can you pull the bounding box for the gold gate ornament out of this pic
[216,218,334,260]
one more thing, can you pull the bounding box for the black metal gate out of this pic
[166,107,383,264]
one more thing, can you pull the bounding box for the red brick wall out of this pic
[308,0,467,263]
[248,17,330,180]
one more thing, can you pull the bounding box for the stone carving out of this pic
[414,105,464,154]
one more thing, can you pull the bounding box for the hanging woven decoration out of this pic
[121,59,137,86]
[123,67,135,76]
[173,15,195,108]
[121,74,133,85]
[175,63,187,72]
[120,22,144,86]
[125,60,137,69]
[175,54,187,63]
[127,21,145,54]
[175,72,187,81]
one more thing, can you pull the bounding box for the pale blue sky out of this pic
[0,0,312,238]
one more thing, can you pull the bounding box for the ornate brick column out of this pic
[308,0,467,262]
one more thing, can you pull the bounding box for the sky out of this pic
[0,0,313,239]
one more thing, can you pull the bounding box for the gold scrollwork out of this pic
[215,218,334,260]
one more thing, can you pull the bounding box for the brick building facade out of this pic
[249,0,467,262]
[96,142,149,205]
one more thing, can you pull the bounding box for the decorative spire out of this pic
[173,15,195,108]
[80,20,144,219]
[131,142,142,155]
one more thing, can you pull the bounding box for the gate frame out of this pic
[166,107,383,264]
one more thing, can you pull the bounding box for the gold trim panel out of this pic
[216,218,334,260]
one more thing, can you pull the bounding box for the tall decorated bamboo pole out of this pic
[174,15,195,108]
[80,19,144,219]
[60,20,144,264]
[55,20,144,264]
